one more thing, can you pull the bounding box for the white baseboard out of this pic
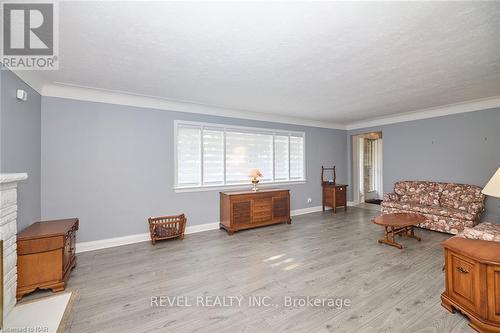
[185,222,219,234]
[76,222,220,253]
[76,233,150,253]
[76,205,356,253]
[290,206,323,216]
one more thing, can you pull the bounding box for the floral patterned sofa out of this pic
[382,181,486,234]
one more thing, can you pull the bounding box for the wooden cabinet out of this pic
[441,237,500,333]
[322,184,348,213]
[17,218,78,300]
[220,189,291,235]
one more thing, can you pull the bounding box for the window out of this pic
[175,121,305,189]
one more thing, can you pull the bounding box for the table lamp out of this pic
[249,169,263,191]
[482,167,500,198]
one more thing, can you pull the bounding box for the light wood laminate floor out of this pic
[23,207,472,332]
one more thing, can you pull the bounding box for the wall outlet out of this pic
[307,198,312,204]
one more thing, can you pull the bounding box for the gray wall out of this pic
[41,97,348,242]
[39,96,500,242]
[347,108,500,222]
[0,68,41,230]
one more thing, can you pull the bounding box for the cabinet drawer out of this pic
[252,198,272,223]
[448,252,480,312]
[335,186,346,194]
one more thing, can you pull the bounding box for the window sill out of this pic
[174,180,307,193]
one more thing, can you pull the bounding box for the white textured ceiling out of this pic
[17,1,500,125]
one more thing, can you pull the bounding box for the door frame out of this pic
[351,132,383,204]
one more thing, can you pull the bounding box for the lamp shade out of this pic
[249,169,262,179]
[482,167,500,198]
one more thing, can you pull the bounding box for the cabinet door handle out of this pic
[457,267,469,274]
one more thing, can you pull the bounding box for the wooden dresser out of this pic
[322,183,348,213]
[17,218,79,300]
[441,237,500,333]
[220,189,291,235]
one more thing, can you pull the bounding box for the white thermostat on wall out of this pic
[16,89,28,101]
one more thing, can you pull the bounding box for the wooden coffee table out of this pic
[372,213,426,249]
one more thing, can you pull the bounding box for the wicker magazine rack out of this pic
[148,214,186,245]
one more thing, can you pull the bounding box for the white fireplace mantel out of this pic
[0,174,28,184]
[0,173,28,322]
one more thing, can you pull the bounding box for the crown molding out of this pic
[346,95,500,130]
[11,72,500,131]
[41,83,347,130]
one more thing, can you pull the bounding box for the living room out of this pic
[1,1,500,332]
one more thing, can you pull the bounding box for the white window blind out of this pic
[226,131,274,183]
[177,125,201,186]
[274,135,289,181]
[175,121,305,189]
[290,136,304,180]
[202,129,224,185]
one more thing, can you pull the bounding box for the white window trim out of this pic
[174,120,306,192]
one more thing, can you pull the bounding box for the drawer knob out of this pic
[457,267,469,274]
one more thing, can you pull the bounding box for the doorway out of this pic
[351,132,383,205]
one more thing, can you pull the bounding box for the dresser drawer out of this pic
[335,186,346,194]
[18,236,64,255]
[252,198,272,223]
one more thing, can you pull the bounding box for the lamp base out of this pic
[252,179,259,191]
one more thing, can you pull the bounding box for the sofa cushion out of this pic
[458,222,500,242]
[394,181,440,206]
[440,183,485,212]
[382,205,476,234]
[433,207,476,221]
[382,200,417,211]
[381,201,476,221]
[382,201,440,216]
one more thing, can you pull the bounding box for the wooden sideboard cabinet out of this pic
[322,183,348,213]
[220,189,291,235]
[441,237,500,333]
[17,218,79,300]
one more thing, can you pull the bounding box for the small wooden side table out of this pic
[322,183,348,213]
[321,165,348,213]
[372,213,426,249]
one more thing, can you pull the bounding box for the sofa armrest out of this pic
[458,222,500,242]
[383,193,399,202]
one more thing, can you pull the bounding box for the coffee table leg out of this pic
[408,226,421,241]
[378,226,403,249]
